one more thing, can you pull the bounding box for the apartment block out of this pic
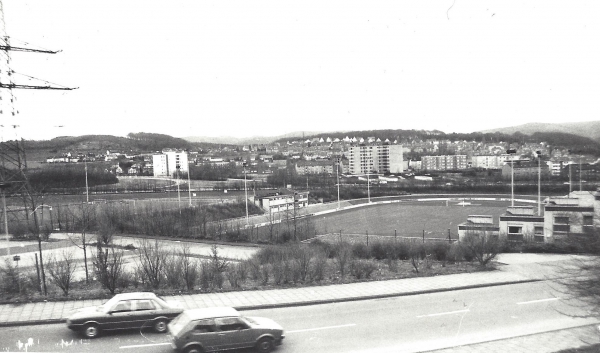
[348,145,403,175]
[153,150,189,177]
[421,155,467,171]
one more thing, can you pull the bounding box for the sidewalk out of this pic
[0,254,597,352]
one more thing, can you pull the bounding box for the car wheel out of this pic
[83,323,100,339]
[154,319,168,333]
[255,337,274,353]
[184,345,204,353]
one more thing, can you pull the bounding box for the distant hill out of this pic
[480,121,600,143]
[183,131,325,145]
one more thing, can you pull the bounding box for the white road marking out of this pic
[287,323,356,333]
[517,297,559,305]
[417,309,470,318]
[120,342,171,349]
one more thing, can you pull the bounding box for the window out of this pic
[215,317,248,331]
[554,216,570,225]
[508,226,522,234]
[583,216,594,226]
[135,300,156,311]
[553,224,570,233]
[534,226,544,235]
[193,319,215,333]
[112,300,132,312]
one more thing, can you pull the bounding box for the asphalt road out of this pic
[1,281,596,353]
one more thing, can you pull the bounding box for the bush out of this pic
[352,243,370,259]
[388,242,411,260]
[446,243,464,263]
[350,259,378,279]
[430,242,450,261]
[370,242,388,260]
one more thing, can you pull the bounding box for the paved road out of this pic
[0,281,596,353]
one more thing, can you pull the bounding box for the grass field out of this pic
[311,200,517,240]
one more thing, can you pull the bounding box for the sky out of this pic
[1,0,599,141]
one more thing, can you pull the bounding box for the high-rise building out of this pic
[153,150,189,177]
[348,145,403,175]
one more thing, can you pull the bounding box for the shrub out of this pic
[226,263,246,289]
[350,259,378,279]
[352,243,370,259]
[388,242,411,260]
[430,242,450,261]
[0,259,21,294]
[446,243,464,263]
[370,242,388,260]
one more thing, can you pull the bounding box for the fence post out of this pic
[394,229,397,243]
[448,228,451,243]
[339,230,342,242]
[366,230,369,247]
[422,229,425,243]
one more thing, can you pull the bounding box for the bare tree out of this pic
[135,239,168,289]
[67,203,97,283]
[46,249,78,296]
[333,241,353,279]
[460,230,504,267]
[180,245,200,291]
[93,246,125,294]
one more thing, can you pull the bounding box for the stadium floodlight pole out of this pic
[336,161,340,209]
[579,156,582,192]
[536,151,541,216]
[243,162,248,225]
[0,183,9,256]
[507,149,517,207]
[84,158,89,203]
[367,171,371,203]
[187,162,192,207]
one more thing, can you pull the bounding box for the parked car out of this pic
[67,292,183,338]
[168,307,284,353]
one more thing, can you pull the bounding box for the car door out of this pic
[213,317,253,350]
[133,299,158,329]
[187,319,220,352]
[105,300,135,330]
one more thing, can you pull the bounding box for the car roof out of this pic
[112,292,158,300]
[184,307,240,320]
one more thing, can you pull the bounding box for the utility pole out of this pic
[0,1,76,296]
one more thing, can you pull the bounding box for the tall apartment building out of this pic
[348,145,403,175]
[153,150,189,177]
[421,155,467,171]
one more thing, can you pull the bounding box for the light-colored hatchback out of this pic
[167,307,284,353]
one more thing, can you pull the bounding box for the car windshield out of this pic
[169,312,190,336]
[241,316,257,325]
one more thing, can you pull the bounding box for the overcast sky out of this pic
[1,0,599,141]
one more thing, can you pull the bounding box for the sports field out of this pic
[311,199,526,239]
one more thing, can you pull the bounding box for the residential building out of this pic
[295,160,336,175]
[421,155,467,171]
[348,144,403,175]
[153,150,189,177]
[501,160,547,180]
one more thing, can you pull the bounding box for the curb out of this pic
[0,278,540,328]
